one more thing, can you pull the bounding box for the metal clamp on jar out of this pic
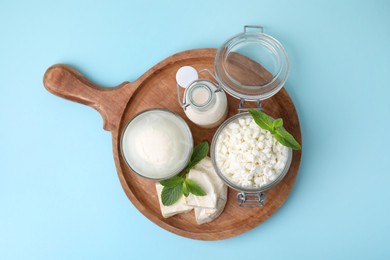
[209,25,292,207]
[176,66,228,128]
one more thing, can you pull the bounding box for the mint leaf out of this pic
[248,109,273,132]
[185,179,207,196]
[274,129,301,150]
[273,118,283,130]
[272,133,291,148]
[160,176,184,188]
[161,184,183,206]
[158,141,210,207]
[187,141,209,169]
[249,109,301,150]
[182,181,189,197]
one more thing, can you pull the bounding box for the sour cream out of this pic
[121,109,193,180]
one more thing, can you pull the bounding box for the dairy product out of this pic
[215,115,289,189]
[176,66,228,129]
[185,169,217,209]
[192,157,227,224]
[155,157,227,224]
[121,110,192,179]
[156,183,193,218]
[191,85,210,105]
[183,81,228,128]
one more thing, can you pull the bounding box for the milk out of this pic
[121,110,193,179]
[191,86,210,106]
[184,81,228,128]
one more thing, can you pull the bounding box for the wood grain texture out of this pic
[43,48,302,240]
[44,64,132,131]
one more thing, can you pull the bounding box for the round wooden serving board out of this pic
[43,48,302,240]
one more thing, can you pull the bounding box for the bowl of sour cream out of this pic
[210,112,292,206]
[120,109,193,180]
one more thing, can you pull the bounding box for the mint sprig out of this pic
[249,109,301,150]
[182,181,190,197]
[160,176,183,188]
[187,142,209,170]
[160,142,208,206]
[161,184,183,206]
[185,179,207,196]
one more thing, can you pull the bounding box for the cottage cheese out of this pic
[215,115,289,189]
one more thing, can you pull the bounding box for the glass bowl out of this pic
[120,108,193,181]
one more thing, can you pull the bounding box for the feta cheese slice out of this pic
[155,183,193,218]
[192,157,228,224]
[194,185,227,224]
[185,169,217,209]
[155,156,228,224]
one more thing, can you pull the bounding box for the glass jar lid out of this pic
[215,26,289,101]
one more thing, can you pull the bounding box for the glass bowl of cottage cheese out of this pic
[210,112,292,198]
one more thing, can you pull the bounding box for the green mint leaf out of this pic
[160,176,184,188]
[274,129,301,150]
[161,184,183,206]
[248,109,273,132]
[249,109,300,150]
[185,179,207,196]
[159,142,209,206]
[182,181,189,197]
[272,133,291,148]
[178,168,189,178]
[187,141,209,169]
[273,118,283,130]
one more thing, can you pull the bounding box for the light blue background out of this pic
[1,0,389,259]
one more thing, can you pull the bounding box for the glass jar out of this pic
[215,25,289,102]
[177,69,228,128]
[210,112,292,207]
[210,25,292,207]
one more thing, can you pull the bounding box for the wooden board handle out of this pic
[43,64,133,131]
